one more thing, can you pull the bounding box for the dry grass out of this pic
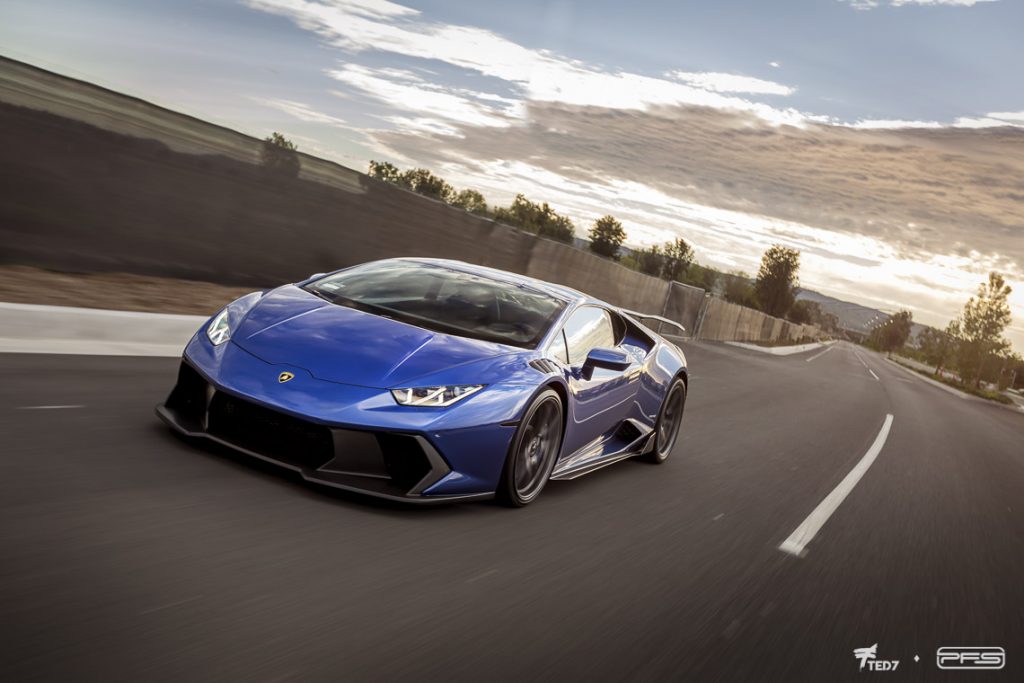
[0,265,262,316]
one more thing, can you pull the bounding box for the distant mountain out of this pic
[796,288,930,342]
[795,288,886,333]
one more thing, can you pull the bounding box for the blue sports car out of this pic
[157,258,688,506]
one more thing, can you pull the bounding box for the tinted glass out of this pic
[304,261,565,347]
[552,330,569,364]
[563,306,616,364]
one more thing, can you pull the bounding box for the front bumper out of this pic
[157,361,495,504]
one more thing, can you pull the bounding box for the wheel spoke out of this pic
[514,398,560,498]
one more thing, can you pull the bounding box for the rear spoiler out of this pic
[619,309,686,335]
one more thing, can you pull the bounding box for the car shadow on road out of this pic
[149,423,497,519]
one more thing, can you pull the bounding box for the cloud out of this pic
[368,101,1024,278]
[953,111,1024,128]
[369,104,1024,341]
[850,111,1024,129]
[843,0,998,9]
[328,64,518,128]
[242,0,1023,345]
[667,71,795,96]
[246,0,812,126]
[251,97,348,127]
[381,116,462,137]
[891,0,997,5]
[849,118,944,129]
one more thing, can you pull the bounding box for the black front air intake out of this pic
[376,433,433,490]
[207,392,334,471]
[165,362,208,425]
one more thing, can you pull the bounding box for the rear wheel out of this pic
[644,378,686,463]
[497,389,563,507]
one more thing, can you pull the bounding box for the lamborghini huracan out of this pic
[157,258,689,506]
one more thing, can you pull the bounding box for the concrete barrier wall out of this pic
[0,57,821,345]
[662,282,706,334]
[0,58,668,313]
[523,239,671,316]
[695,297,821,343]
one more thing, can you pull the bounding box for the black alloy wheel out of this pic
[498,389,563,506]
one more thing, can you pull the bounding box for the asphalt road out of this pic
[2,342,1022,681]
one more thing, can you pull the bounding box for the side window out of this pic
[562,307,616,365]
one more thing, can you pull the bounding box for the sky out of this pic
[2,0,1023,347]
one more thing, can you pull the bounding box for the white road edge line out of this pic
[806,346,833,363]
[778,413,895,558]
[16,405,84,410]
[869,369,879,381]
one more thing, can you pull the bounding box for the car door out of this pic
[552,305,641,456]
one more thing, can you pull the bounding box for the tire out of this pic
[643,377,686,464]
[497,389,564,507]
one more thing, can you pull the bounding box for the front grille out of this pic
[207,393,334,471]
[163,365,445,496]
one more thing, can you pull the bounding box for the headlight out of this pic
[391,385,483,407]
[207,309,231,345]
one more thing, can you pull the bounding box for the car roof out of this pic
[390,257,601,308]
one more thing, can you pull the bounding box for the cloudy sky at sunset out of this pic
[2,0,1022,346]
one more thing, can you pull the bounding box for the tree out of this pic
[493,194,575,244]
[954,272,1013,388]
[588,215,626,259]
[820,312,840,333]
[400,168,455,202]
[754,245,800,317]
[1005,352,1024,391]
[918,324,957,376]
[724,271,757,307]
[452,188,488,215]
[260,132,300,178]
[788,300,822,326]
[661,238,695,281]
[368,160,402,184]
[493,194,533,229]
[367,162,458,203]
[634,245,665,277]
[681,263,719,291]
[542,213,576,243]
[869,310,913,355]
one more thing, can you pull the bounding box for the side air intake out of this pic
[529,359,561,374]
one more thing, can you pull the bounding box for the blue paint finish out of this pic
[165,258,688,501]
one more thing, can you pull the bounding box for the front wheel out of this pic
[644,378,686,463]
[497,389,563,507]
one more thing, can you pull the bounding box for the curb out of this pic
[0,302,205,357]
[886,357,1024,414]
[724,340,834,356]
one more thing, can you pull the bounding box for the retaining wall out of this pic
[0,57,821,345]
[694,297,818,343]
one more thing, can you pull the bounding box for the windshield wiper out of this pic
[306,288,335,303]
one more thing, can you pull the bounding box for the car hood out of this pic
[232,285,521,388]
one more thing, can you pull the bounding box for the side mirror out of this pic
[581,346,631,379]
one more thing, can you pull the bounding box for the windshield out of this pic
[304,261,566,348]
